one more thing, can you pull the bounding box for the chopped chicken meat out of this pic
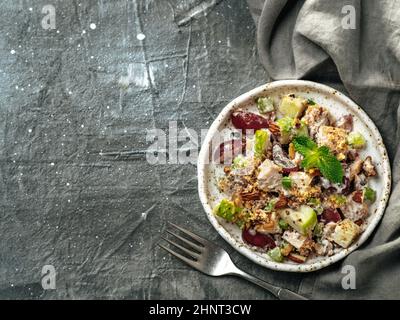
[257,159,282,192]
[363,156,377,177]
[302,105,332,138]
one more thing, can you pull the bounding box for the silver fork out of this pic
[158,222,308,300]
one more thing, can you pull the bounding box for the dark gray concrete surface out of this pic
[0,0,312,299]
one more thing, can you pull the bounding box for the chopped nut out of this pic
[240,190,261,201]
[288,143,295,159]
[268,123,281,136]
[280,243,293,256]
[274,195,288,209]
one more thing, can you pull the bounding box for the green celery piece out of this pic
[213,199,238,222]
[282,176,292,189]
[264,199,277,212]
[363,187,376,203]
[313,222,324,237]
[278,219,289,230]
[254,129,269,157]
[331,194,347,205]
[307,197,321,206]
[232,154,248,169]
[268,247,284,262]
[256,97,274,114]
[276,117,294,134]
[348,132,366,149]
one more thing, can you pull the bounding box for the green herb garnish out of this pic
[293,136,343,184]
[307,98,316,105]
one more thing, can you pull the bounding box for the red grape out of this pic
[282,166,300,174]
[352,191,363,203]
[231,111,270,130]
[242,228,276,249]
[322,208,341,223]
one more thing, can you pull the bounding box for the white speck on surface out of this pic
[136,33,146,41]
[15,85,18,90]
[50,162,55,166]
[90,23,96,30]
[106,105,110,109]
[28,129,32,133]
[10,50,15,54]
[118,63,150,89]
[68,91,72,95]
[29,7,33,11]
[81,124,84,128]
[66,182,70,186]
[90,56,94,59]
[56,30,60,34]
[82,30,86,34]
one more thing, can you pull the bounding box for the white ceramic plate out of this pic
[197,80,391,272]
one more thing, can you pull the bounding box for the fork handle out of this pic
[232,268,308,300]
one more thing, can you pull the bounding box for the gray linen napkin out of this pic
[247,0,400,299]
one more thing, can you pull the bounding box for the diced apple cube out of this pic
[279,205,317,236]
[278,95,306,118]
[331,219,361,248]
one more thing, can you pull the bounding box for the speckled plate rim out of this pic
[197,80,391,272]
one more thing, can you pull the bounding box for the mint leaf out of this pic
[318,152,343,183]
[293,136,343,183]
[293,135,317,156]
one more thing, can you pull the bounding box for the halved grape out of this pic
[231,111,270,130]
[321,208,341,223]
[242,228,276,249]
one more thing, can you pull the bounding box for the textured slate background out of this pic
[0,0,321,299]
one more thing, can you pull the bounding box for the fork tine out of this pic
[157,243,199,269]
[161,237,200,259]
[167,222,209,247]
[166,229,203,252]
